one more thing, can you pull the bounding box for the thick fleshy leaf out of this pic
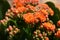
[0,0,10,18]
[0,6,3,20]
[46,2,60,25]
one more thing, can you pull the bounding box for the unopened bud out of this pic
[5,16,10,21]
[0,20,5,25]
[9,32,13,35]
[34,31,37,35]
[8,9,11,12]
[9,26,13,31]
[6,28,9,32]
[13,31,17,34]
[15,28,20,32]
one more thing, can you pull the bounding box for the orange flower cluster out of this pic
[11,0,38,14]
[13,0,23,7]
[23,11,48,23]
[34,12,46,22]
[11,0,29,14]
[13,0,39,8]
[36,4,54,16]
[23,13,36,23]
[55,30,60,38]
[1,0,60,40]
[22,4,54,23]
[43,22,55,31]
[11,0,54,17]
[4,0,54,25]
[11,6,28,14]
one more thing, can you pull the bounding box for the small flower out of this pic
[15,2,24,7]
[57,20,60,26]
[23,13,35,23]
[11,7,19,14]
[17,6,28,13]
[19,0,25,5]
[26,5,36,11]
[31,0,39,5]
[43,22,55,31]
[40,9,48,15]
[25,0,31,3]
[13,0,19,3]
[55,30,60,38]
[34,12,46,22]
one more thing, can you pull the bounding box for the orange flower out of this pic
[11,7,19,14]
[37,4,49,10]
[23,13,35,23]
[39,9,48,15]
[13,0,24,8]
[13,0,19,3]
[16,2,24,7]
[34,12,46,22]
[19,0,26,5]
[48,8,54,16]
[57,20,60,26]
[25,0,31,3]
[43,22,55,31]
[55,30,60,38]
[26,5,36,11]
[31,0,39,4]
[17,6,28,13]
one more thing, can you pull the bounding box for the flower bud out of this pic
[9,26,13,31]
[13,30,18,34]
[9,32,13,35]
[38,33,43,38]
[34,31,37,35]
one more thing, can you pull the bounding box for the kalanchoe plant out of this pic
[0,0,60,40]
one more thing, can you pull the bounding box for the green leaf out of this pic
[0,6,3,20]
[0,0,10,18]
[46,2,60,25]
